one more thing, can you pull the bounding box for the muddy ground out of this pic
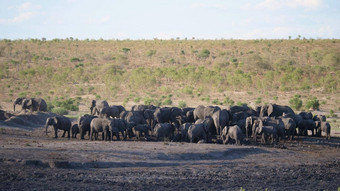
[0,112,340,190]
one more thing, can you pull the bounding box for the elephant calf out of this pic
[319,121,331,140]
[153,123,175,141]
[132,124,151,140]
[187,123,209,143]
[221,125,244,145]
[71,124,79,138]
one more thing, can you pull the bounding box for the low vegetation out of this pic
[0,38,339,111]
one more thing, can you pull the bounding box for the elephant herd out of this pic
[43,99,332,145]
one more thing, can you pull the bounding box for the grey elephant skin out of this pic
[132,124,151,140]
[45,116,72,138]
[78,114,97,140]
[221,125,244,145]
[187,123,209,143]
[71,124,79,138]
[318,121,331,140]
[90,100,109,116]
[14,98,47,112]
[260,104,294,118]
[153,123,175,141]
[90,118,120,141]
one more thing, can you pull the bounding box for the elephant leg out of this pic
[67,130,70,138]
[54,126,58,138]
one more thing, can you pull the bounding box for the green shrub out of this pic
[51,107,69,115]
[255,97,262,104]
[147,50,157,57]
[122,48,130,53]
[198,49,210,59]
[178,101,187,108]
[289,94,303,110]
[52,97,79,111]
[305,97,320,110]
[237,101,247,107]
[144,97,154,105]
[223,97,235,106]
[70,57,82,62]
[273,96,278,101]
[162,97,172,105]
[212,99,223,105]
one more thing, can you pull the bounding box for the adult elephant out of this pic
[298,119,316,136]
[121,111,147,126]
[21,98,47,112]
[153,107,183,129]
[90,100,109,116]
[259,104,295,118]
[13,97,24,112]
[212,109,230,136]
[45,116,72,138]
[78,114,97,140]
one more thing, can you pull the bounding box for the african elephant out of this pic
[255,124,278,144]
[318,121,331,140]
[21,98,47,112]
[298,119,316,136]
[221,125,244,145]
[13,97,24,112]
[245,116,258,138]
[100,106,120,118]
[112,118,128,140]
[90,100,109,116]
[131,104,157,112]
[187,123,209,143]
[153,107,183,129]
[132,124,151,140]
[71,124,79,138]
[78,114,97,140]
[45,116,72,138]
[299,112,313,120]
[313,114,326,122]
[90,118,117,141]
[143,109,155,129]
[153,123,175,141]
[260,104,295,118]
[281,117,296,140]
[179,123,192,142]
[195,117,213,140]
[212,109,230,136]
[121,111,147,126]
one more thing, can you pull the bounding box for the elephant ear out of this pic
[53,117,58,124]
[267,104,274,117]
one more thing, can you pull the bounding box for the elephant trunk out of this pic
[13,103,16,112]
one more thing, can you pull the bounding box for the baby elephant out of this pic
[71,124,79,138]
[256,125,278,144]
[221,125,244,145]
[153,123,175,141]
[319,121,331,140]
[132,124,151,140]
[90,118,120,141]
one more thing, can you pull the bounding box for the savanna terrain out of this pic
[0,38,340,190]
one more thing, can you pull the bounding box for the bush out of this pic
[255,97,262,104]
[147,50,156,57]
[70,57,82,62]
[144,97,154,105]
[178,101,187,108]
[52,97,80,111]
[237,101,247,107]
[51,107,69,115]
[289,94,303,110]
[162,97,172,105]
[305,97,320,110]
[198,49,210,59]
[223,97,235,106]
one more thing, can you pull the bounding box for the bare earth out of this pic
[0,126,339,191]
[0,112,339,190]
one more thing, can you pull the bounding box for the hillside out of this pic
[0,38,339,114]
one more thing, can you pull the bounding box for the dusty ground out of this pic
[0,124,340,191]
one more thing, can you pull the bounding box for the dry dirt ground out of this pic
[0,112,340,191]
